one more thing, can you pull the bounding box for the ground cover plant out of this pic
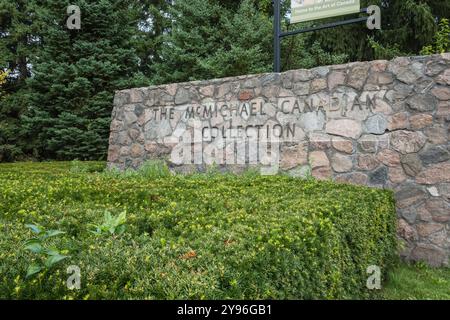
[0,161,399,299]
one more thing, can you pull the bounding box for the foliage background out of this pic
[0,0,449,161]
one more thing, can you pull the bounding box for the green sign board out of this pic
[291,0,360,24]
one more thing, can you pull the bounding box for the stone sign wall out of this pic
[108,54,450,266]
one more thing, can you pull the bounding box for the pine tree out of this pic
[23,0,145,160]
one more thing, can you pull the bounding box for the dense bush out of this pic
[0,162,397,299]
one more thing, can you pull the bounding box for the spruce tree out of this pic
[132,0,172,79]
[0,0,43,161]
[23,0,145,160]
[153,0,274,84]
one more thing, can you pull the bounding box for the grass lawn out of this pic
[381,263,450,300]
[0,161,447,300]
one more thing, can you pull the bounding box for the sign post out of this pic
[273,0,380,73]
[273,0,281,74]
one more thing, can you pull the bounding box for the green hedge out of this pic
[0,162,397,299]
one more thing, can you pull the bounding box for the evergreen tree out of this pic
[0,0,43,161]
[307,0,450,61]
[23,0,146,160]
[153,0,274,84]
[132,0,172,79]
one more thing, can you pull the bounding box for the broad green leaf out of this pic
[44,254,68,268]
[116,225,126,235]
[117,212,127,224]
[104,211,112,222]
[25,224,41,234]
[45,248,60,256]
[44,230,65,239]
[24,240,43,254]
[26,263,43,278]
[88,229,101,235]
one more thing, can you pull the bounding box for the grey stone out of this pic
[369,166,388,185]
[309,151,330,169]
[293,82,310,95]
[377,72,394,84]
[261,73,280,86]
[335,172,369,185]
[431,86,450,101]
[114,91,130,106]
[438,184,450,200]
[293,70,313,82]
[310,78,327,93]
[424,125,447,145]
[437,69,450,85]
[394,83,414,100]
[364,114,388,135]
[327,71,346,90]
[242,77,261,89]
[395,184,427,209]
[326,119,362,139]
[134,104,144,117]
[309,133,331,150]
[425,60,448,76]
[416,163,450,185]
[401,154,423,177]
[281,72,293,89]
[358,134,388,153]
[217,83,231,98]
[397,67,422,84]
[397,219,418,241]
[419,146,450,165]
[358,154,379,171]
[410,113,433,130]
[144,119,172,140]
[400,209,417,225]
[390,59,422,84]
[372,98,393,114]
[390,130,427,154]
[425,198,450,222]
[276,111,293,126]
[331,153,353,173]
[124,110,138,125]
[332,137,353,154]
[299,111,325,132]
[347,64,370,90]
[175,88,190,105]
[280,143,308,170]
[311,66,330,78]
[406,94,437,112]
[130,144,144,158]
